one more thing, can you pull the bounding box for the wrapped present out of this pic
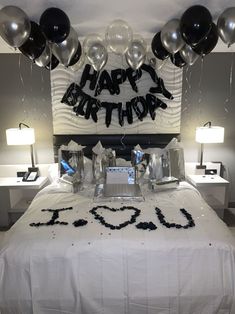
[58,140,85,192]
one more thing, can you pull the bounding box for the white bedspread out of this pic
[0,182,235,314]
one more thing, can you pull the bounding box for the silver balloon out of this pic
[86,41,108,72]
[125,38,147,70]
[180,44,199,66]
[35,45,50,67]
[146,49,166,70]
[217,7,235,47]
[161,18,184,54]
[0,5,31,48]
[105,19,133,55]
[52,27,78,67]
[70,53,85,72]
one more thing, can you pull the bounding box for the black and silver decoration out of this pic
[155,207,195,229]
[90,205,141,230]
[61,63,173,127]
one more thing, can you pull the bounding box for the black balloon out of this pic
[45,54,59,70]
[151,32,170,60]
[39,7,70,43]
[68,40,82,66]
[180,5,213,47]
[170,52,186,68]
[192,23,218,56]
[19,21,46,60]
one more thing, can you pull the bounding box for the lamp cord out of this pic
[19,122,30,129]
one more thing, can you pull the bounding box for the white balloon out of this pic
[86,41,108,72]
[105,19,133,55]
[83,33,104,55]
[125,39,147,70]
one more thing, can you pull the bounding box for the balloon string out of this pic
[198,57,204,121]
[120,54,126,151]
[224,52,234,113]
[18,54,27,121]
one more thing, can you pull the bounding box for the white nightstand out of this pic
[0,176,48,227]
[186,174,229,219]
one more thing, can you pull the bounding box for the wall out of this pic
[0,54,54,165]
[0,53,235,203]
[181,53,235,203]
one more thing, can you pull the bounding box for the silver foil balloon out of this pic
[86,41,108,72]
[105,19,133,55]
[161,19,185,54]
[0,5,31,48]
[35,45,50,67]
[52,27,78,67]
[125,39,147,70]
[217,7,235,47]
[180,44,199,65]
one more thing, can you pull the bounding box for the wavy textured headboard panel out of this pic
[53,133,180,161]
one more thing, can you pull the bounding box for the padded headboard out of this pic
[53,134,180,161]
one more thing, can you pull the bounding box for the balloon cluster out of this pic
[0,5,234,72]
[0,6,82,71]
[151,5,235,68]
[83,19,147,72]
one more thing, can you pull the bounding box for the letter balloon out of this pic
[105,19,133,55]
[180,5,213,47]
[217,7,235,47]
[0,5,31,48]
[39,7,70,44]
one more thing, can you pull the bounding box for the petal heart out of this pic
[90,205,141,230]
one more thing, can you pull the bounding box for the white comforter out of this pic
[0,182,235,314]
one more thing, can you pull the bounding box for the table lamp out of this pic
[6,123,38,172]
[195,121,224,169]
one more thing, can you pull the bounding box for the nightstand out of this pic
[186,174,229,219]
[0,176,48,227]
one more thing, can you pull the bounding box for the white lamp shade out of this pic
[6,128,35,145]
[195,126,224,144]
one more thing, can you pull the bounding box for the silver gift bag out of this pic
[148,153,164,182]
[168,148,185,181]
[92,149,116,183]
[131,149,149,182]
[59,149,84,192]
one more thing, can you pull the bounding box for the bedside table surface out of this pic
[187,175,229,186]
[0,176,48,189]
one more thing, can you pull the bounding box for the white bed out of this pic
[0,181,235,314]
